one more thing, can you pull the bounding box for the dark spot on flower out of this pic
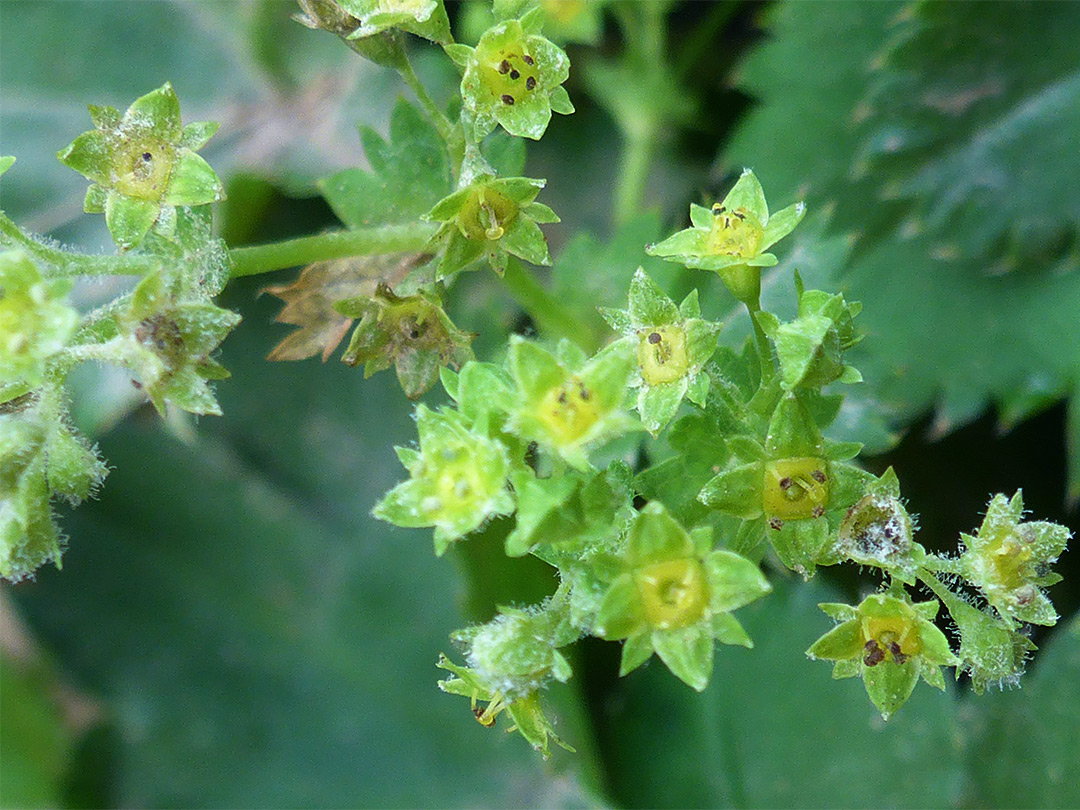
[863,639,885,667]
[712,204,726,215]
[510,69,520,80]
[812,505,825,518]
[522,54,534,66]
[526,76,536,91]
[811,469,827,483]
[769,517,784,531]
[733,211,746,220]
[579,385,590,401]
[142,152,152,161]
[498,59,511,74]
[557,391,567,405]
[501,94,515,105]
[779,476,793,491]
[648,332,661,344]
[887,641,907,665]
[131,379,143,390]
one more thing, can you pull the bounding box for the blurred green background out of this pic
[1,1,1079,807]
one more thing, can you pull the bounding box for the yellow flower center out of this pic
[637,325,689,385]
[705,205,764,257]
[535,376,599,446]
[479,44,542,108]
[636,558,709,630]
[457,186,519,241]
[763,457,829,520]
[113,137,175,201]
[861,616,920,666]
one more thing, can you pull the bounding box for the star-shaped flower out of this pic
[599,268,719,435]
[57,83,224,250]
[446,10,573,141]
[592,502,771,691]
[506,336,637,469]
[957,491,1070,626]
[807,593,958,720]
[426,176,559,277]
[646,169,804,303]
[335,283,474,399]
[698,392,872,577]
[373,405,514,555]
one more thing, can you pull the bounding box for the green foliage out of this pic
[319,98,452,228]
[721,0,1080,493]
[1,1,1077,805]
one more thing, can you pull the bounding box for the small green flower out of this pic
[593,502,771,691]
[335,283,474,399]
[446,12,573,141]
[437,654,574,757]
[599,268,720,436]
[698,392,872,577]
[453,603,574,699]
[646,169,805,303]
[834,467,925,582]
[117,271,241,416]
[755,272,863,391]
[957,491,1070,626]
[1,411,106,583]
[337,0,451,43]
[426,176,559,277]
[0,250,78,400]
[506,336,636,469]
[374,405,514,554]
[807,593,958,720]
[504,463,634,559]
[929,580,1035,693]
[57,83,224,250]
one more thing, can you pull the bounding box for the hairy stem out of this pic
[1,214,159,277]
[228,223,437,277]
[397,55,457,145]
[745,298,775,381]
[613,128,657,227]
[500,258,590,344]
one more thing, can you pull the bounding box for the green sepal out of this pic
[0,156,15,177]
[698,462,764,520]
[760,202,806,251]
[619,632,655,676]
[711,612,753,648]
[721,168,768,223]
[160,150,225,207]
[770,517,830,578]
[652,623,713,692]
[43,425,107,504]
[105,191,159,251]
[594,573,645,640]
[765,393,824,457]
[863,658,919,721]
[703,549,771,613]
[83,184,107,214]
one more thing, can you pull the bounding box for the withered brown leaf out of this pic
[261,252,427,362]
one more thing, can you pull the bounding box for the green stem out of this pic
[613,128,656,227]
[917,569,956,607]
[397,55,456,145]
[500,258,589,344]
[1,214,159,277]
[920,555,962,576]
[745,298,775,381]
[227,223,437,278]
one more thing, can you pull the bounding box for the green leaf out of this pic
[599,579,961,808]
[0,651,78,808]
[319,98,452,228]
[963,613,1080,808]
